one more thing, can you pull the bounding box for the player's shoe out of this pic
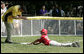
[75,41,80,47]
[72,42,78,47]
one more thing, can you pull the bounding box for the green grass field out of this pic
[1,36,83,53]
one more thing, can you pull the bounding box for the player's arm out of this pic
[30,39,41,45]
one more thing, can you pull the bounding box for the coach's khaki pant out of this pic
[4,22,13,41]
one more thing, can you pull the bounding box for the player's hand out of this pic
[27,42,33,45]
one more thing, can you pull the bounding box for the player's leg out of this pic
[2,21,6,36]
[49,40,62,46]
[49,40,72,47]
[49,40,80,47]
[1,19,5,36]
[61,42,80,47]
[1,19,3,36]
[61,42,72,47]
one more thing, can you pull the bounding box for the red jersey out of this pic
[39,35,51,45]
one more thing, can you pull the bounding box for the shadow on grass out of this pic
[1,41,21,44]
[1,41,5,44]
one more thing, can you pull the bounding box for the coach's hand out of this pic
[13,16,28,20]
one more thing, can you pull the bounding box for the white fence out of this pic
[1,18,83,37]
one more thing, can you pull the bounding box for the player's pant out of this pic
[49,40,72,47]
[4,22,13,41]
[1,19,6,36]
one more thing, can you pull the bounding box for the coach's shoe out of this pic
[72,42,78,47]
[75,42,80,47]
[5,40,13,43]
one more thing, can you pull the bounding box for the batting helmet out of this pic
[41,28,47,35]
